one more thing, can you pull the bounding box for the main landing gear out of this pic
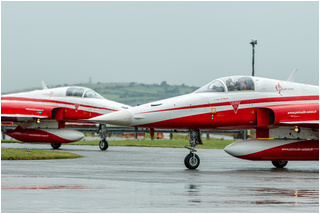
[184,130,203,170]
[271,160,288,168]
[97,124,109,150]
[51,143,61,149]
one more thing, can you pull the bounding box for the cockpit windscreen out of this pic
[194,80,225,93]
[194,76,254,93]
[66,87,104,99]
[83,89,104,99]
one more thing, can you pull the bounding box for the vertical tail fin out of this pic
[286,69,298,82]
[41,80,48,89]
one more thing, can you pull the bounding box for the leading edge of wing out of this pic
[1,114,49,119]
[279,120,319,129]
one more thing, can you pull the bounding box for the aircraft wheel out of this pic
[51,143,61,149]
[184,153,200,170]
[272,160,288,168]
[99,139,109,150]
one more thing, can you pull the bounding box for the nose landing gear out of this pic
[184,130,202,170]
[97,124,109,150]
[184,153,200,169]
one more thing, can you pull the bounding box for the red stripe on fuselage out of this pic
[139,108,258,130]
[135,103,319,130]
[139,95,319,114]
[1,97,117,112]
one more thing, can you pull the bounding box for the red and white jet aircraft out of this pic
[1,83,130,149]
[91,75,319,169]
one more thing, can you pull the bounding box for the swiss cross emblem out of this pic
[43,90,54,97]
[230,100,241,114]
[275,83,283,96]
[74,104,80,112]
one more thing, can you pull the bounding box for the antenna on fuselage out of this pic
[286,69,298,82]
[41,80,48,90]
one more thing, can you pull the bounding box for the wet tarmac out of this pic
[1,143,319,213]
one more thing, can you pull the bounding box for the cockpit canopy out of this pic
[66,87,104,99]
[195,76,254,93]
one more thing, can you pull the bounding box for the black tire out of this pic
[51,143,61,149]
[184,153,200,170]
[272,160,288,168]
[99,139,109,150]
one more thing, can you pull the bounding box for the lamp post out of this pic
[250,39,257,76]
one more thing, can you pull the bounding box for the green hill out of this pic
[79,81,198,106]
[4,82,199,106]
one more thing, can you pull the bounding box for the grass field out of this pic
[1,137,234,160]
[1,148,83,160]
[71,139,234,149]
[2,137,234,150]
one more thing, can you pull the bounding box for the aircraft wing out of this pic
[279,120,319,126]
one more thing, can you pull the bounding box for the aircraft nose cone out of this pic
[90,110,132,126]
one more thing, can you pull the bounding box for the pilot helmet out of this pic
[226,78,236,87]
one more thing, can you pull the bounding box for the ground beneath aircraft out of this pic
[1,143,319,213]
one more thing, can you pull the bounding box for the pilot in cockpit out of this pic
[226,78,236,91]
[236,79,247,90]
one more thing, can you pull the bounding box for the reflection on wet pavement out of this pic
[1,144,319,212]
[2,184,90,190]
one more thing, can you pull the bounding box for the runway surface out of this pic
[1,143,319,213]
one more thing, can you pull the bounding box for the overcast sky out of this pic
[1,1,319,93]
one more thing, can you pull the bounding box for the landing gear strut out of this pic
[97,124,109,150]
[184,130,203,170]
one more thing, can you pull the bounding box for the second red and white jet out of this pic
[2,83,130,149]
[90,75,319,169]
